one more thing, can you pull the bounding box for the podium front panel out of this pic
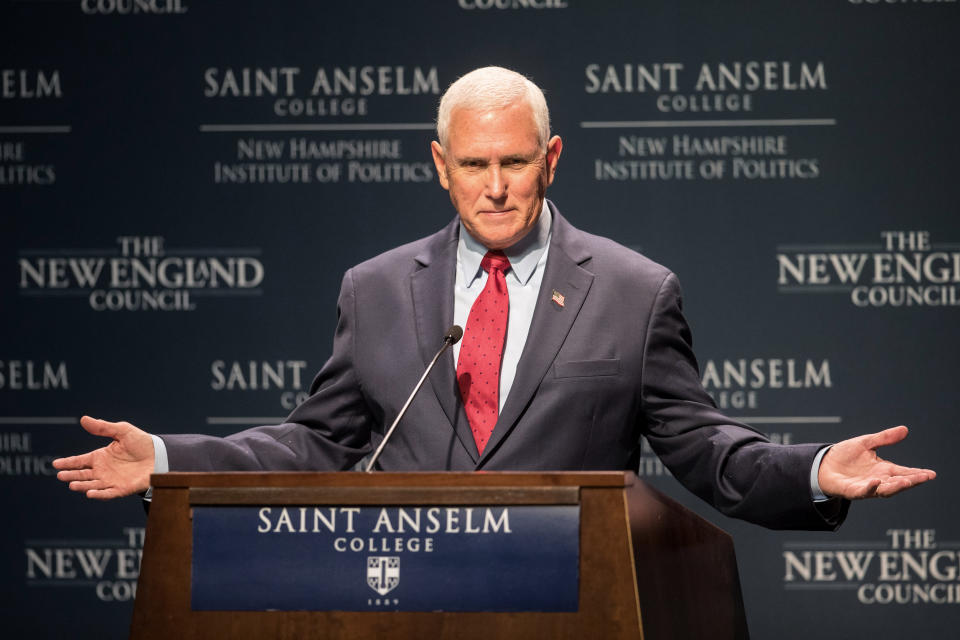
[190,503,579,612]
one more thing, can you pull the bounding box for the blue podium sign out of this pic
[191,504,580,612]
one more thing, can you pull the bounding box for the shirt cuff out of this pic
[143,434,170,502]
[151,434,170,473]
[810,445,832,502]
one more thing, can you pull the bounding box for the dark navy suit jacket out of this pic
[162,202,846,530]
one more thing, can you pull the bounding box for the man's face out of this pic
[431,100,562,250]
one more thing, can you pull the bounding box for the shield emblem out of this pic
[366,556,400,596]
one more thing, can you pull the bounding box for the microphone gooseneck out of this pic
[364,325,463,472]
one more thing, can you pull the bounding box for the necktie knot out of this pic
[481,250,511,275]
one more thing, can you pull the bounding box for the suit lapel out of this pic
[410,219,480,462]
[478,208,594,466]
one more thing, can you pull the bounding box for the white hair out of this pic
[436,66,550,151]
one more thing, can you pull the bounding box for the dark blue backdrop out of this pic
[3,1,957,637]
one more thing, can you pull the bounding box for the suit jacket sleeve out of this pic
[159,269,374,472]
[641,272,847,530]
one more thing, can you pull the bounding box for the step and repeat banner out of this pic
[2,1,957,637]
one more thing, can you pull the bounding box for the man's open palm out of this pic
[818,426,936,500]
[53,416,154,500]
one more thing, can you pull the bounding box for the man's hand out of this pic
[53,416,155,500]
[818,426,936,500]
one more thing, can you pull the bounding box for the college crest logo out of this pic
[366,556,400,596]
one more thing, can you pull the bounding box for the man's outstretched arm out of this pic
[818,425,936,500]
[52,416,155,499]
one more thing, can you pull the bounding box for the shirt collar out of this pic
[458,200,552,287]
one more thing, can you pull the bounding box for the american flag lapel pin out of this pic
[551,289,565,308]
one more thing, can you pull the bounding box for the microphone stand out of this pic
[365,326,462,472]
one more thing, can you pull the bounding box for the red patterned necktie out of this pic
[457,250,511,455]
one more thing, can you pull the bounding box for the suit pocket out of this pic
[554,358,620,378]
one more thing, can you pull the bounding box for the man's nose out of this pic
[485,165,506,199]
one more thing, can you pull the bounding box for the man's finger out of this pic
[67,479,108,493]
[68,479,108,493]
[79,415,126,440]
[87,487,126,500]
[56,468,97,482]
[52,452,94,471]
[855,478,882,499]
[862,425,909,450]
[876,472,936,498]
[875,477,917,498]
[878,462,937,480]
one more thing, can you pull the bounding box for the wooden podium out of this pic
[131,472,748,639]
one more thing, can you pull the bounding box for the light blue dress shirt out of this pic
[453,200,552,412]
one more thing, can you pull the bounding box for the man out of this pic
[54,67,934,529]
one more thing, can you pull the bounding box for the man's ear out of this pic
[431,141,450,190]
[545,135,563,186]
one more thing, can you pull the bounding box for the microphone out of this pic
[365,325,463,472]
